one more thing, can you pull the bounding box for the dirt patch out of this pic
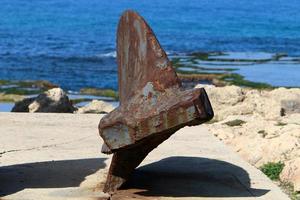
[111,189,160,200]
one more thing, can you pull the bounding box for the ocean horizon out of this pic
[1,0,300,91]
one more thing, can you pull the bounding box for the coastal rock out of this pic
[281,99,300,116]
[195,85,245,121]
[280,158,300,192]
[76,100,115,114]
[281,113,300,125]
[12,88,76,113]
[202,85,300,191]
[204,85,244,106]
[11,97,35,112]
[264,88,300,118]
[209,115,300,164]
[197,85,300,121]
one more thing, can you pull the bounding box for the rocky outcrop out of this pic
[195,84,300,121]
[11,97,35,112]
[11,88,76,113]
[280,158,300,192]
[76,100,115,114]
[197,84,300,191]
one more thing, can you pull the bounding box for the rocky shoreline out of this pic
[1,81,300,198]
[1,53,300,198]
[198,84,300,196]
[171,51,300,90]
[1,51,300,104]
[10,88,115,114]
[0,79,119,113]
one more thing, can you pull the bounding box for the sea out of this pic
[1,0,300,91]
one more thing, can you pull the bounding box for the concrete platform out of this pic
[0,113,289,200]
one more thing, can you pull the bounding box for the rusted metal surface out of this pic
[99,10,214,194]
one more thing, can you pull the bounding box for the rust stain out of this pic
[98,10,214,194]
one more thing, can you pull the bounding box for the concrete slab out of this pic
[0,113,289,200]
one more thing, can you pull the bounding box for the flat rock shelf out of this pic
[0,113,289,200]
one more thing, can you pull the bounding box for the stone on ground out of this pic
[76,100,114,114]
[11,88,76,113]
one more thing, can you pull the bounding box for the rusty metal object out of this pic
[99,10,214,194]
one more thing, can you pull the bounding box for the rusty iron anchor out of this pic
[99,10,214,194]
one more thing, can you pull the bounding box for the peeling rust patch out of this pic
[102,124,132,150]
[98,10,214,194]
[156,59,168,69]
[142,82,155,98]
[133,19,147,61]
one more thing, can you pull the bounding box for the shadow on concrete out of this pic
[119,156,269,198]
[0,158,106,197]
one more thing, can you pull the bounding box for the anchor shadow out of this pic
[120,156,269,198]
[0,158,106,197]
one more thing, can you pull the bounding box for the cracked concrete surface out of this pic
[0,113,290,200]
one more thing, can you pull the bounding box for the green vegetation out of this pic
[258,130,267,138]
[0,79,57,96]
[0,80,51,102]
[219,74,273,89]
[176,69,217,75]
[0,80,10,85]
[188,52,210,60]
[172,57,237,73]
[0,79,57,89]
[0,79,120,103]
[273,53,288,61]
[171,55,275,89]
[0,87,43,95]
[260,162,285,181]
[188,51,227,61]
[189,51,275,62]
[276,122,288,126]
[16,80,57,89]
[204,118,218,124]
[279,182,300,200]
[0,94,25,102]
[258,155,299,199]
[224,119,246,127]
[80,88,118,100]
[71,98,92,104]
[207,58,271,62]
[170,57,182,69]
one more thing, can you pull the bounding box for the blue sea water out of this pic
[1,0,300,90]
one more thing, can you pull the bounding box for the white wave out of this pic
[96,51,116,58]
[95,50,185,58]
[67,90,79,94]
